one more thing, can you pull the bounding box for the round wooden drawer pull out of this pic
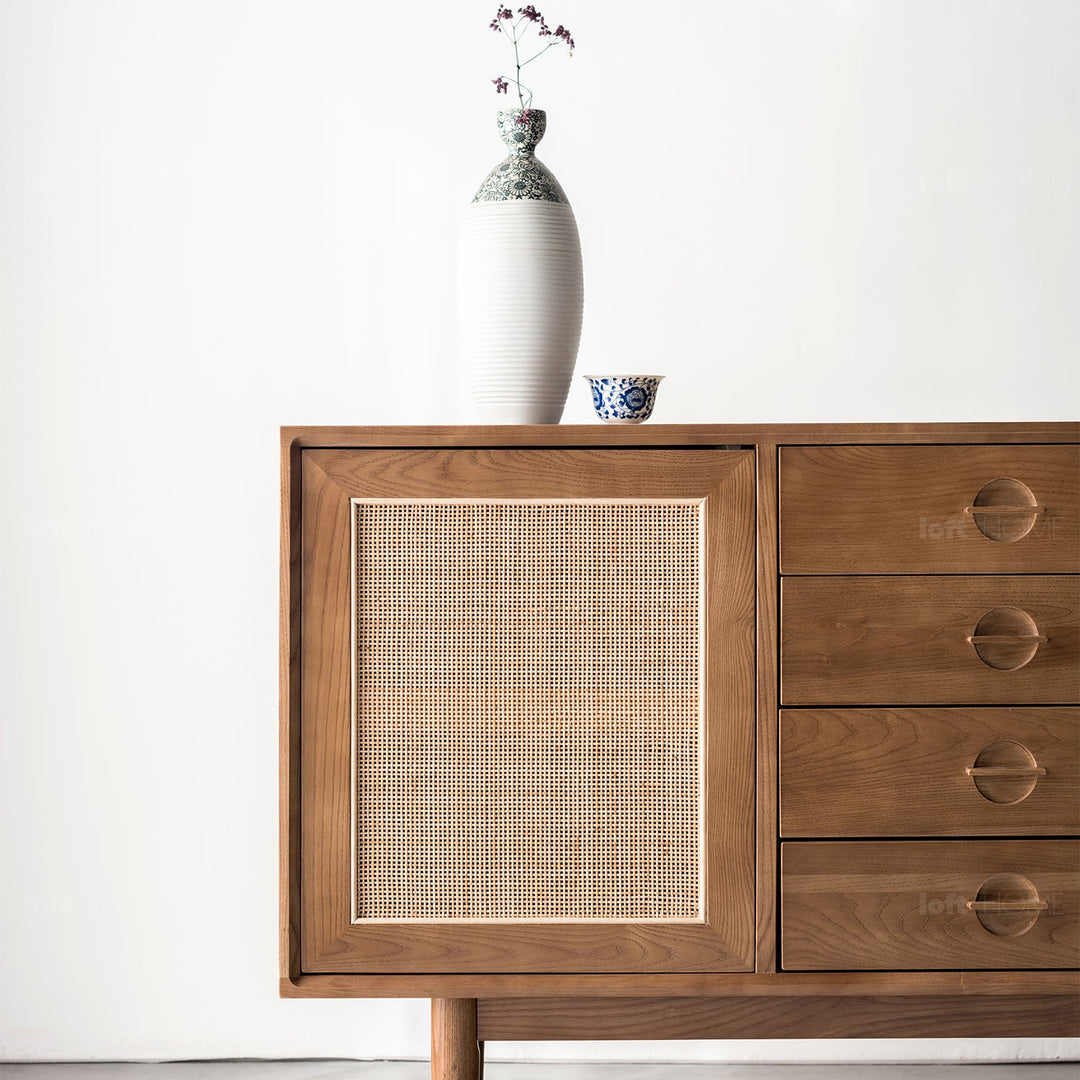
[967,608,1045,670]
[966,898,1049,913]
[967,741,1045,804]
[967,477,1043,541]
[964,504,1046,515]
[968,873,1048,936]
[966,633,1048,645]
[965,765,1047,778]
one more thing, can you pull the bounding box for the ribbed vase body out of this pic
[459,110,583,425]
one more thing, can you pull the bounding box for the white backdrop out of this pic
[0,0,1076,1066]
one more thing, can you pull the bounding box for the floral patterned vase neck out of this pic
[497,108,546,153]
[473,108,569,204]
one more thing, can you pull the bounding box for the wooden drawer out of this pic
[780,445,1080,574]
[780,576,1080,705]
[780,707,1080,837]
[781,840,1080,970]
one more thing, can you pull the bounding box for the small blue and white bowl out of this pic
[583,375,664,424]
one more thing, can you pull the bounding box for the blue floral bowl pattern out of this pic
[583,375,664,424]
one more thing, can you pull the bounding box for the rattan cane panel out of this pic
[352,500,703,922]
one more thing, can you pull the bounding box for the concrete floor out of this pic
[1,1064,1077,1079]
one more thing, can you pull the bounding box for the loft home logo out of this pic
[918,514,968,541]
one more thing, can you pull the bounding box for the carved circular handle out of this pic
[966,477,1043,543]
[968,873,1047,937]
[966,741,1045,804]
[967,607,1045,670]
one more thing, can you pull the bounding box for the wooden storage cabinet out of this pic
[282,425,1079,1079]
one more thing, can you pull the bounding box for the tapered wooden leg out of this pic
[431,997,481,1080]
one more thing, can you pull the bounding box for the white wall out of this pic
[0,0,1076,1065]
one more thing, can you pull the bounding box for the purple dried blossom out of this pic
[517,5,548,33]
[489,5,513,30]
[515,107,532,125]
[487,6,575,107]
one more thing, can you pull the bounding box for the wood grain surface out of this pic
[280,437,302,980]
[780,707,1080,836]
[431,999,481,1080]
[477,992,1079,1039]
[780,575,1080,705]
[299,448,756,973]
[755,446,779,972]
[282,423,1080,450]
[781,840,1080,970]
[279,969,1080,999]
[779,444,1080,574]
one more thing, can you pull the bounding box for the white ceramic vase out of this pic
[459,109,584,425]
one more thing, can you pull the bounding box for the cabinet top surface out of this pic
[282,422,1079,449]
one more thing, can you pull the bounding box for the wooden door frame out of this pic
[298,447,756,974]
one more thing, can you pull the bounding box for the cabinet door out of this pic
[299,448,755,973]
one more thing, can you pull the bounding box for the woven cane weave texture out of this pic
[353,501,702,921]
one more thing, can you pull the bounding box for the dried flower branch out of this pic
[489,6,574,113]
